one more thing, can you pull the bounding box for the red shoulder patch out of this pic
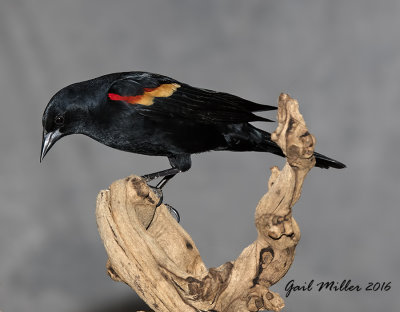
[108,93,143,103]
[108,83,180,106]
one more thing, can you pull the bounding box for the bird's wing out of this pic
[108,75,276,123]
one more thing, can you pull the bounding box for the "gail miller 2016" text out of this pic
[284,279,391,297]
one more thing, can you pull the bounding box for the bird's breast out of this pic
[88,111,227,156]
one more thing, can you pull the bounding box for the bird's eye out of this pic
[54,115,65,126]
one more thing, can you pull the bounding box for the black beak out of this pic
[40,129,63,162]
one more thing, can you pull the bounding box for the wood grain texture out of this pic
[96,93,315,311]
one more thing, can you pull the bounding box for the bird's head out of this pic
[40,82,98,162]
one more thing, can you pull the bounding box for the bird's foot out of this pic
[164,203,181,223]
[141,174,180,223]
[141,174,156,183]
[147,185,163,207]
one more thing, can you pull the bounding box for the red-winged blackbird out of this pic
[41,71,345,189]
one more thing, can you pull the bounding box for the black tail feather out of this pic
[226,125,346,169]
[314,152,346,169]
[258,139,346,169]
[255,128,346,169]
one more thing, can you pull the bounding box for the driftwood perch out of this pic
[96,93,316,311]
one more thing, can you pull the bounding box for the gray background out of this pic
[1,0,399,311]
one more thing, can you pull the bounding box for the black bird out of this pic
[41,71,345,191]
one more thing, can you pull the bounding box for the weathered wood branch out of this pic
[96,93,316,312]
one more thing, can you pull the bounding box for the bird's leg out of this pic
[142,155,190,225]
[156,174,177,189]
[156,176,181,222]
[142,167,181,183]
[141,168,181,206]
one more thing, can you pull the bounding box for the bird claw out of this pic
[145,183,180,223]
[145,181,180,222]
[164,204,181,223]
[147,185,163,207]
